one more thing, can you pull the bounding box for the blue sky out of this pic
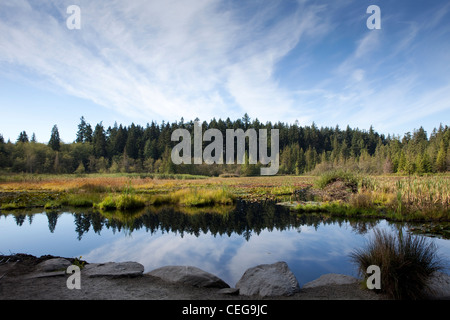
[0,0,449,143]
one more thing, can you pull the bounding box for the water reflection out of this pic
[2,200,385,241]
[2,201,449,286]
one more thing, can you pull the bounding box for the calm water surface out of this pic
[1,201,449,287]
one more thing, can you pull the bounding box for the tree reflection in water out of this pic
[4,200,388,241]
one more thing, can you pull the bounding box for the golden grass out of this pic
[1,173,449,219]
[359,175,450,219]
[0,174,313,195]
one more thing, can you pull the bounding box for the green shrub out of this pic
[350,228,444,299]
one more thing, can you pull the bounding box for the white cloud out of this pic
[0,0,328,124]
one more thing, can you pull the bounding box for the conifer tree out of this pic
[48,125,60,151]
[17,131,29,143]
[92,123,107,158]
[436,141,447,172]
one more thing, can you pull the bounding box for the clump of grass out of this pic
[115,193,146,210]
[149,188,235,207]
[96,194,146,211]
[61,193,101,207]
[350,228,445,299]
[270,185,295,196]
[349,192,373,209]
[72,256,86,270]
[96,195,117,211]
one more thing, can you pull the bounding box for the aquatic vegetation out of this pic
[409,223,450,239]
[0,173,448,220]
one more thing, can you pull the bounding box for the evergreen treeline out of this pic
[0,114,449,175]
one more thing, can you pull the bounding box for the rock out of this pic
[23,258,72,279]
[24,271,67,279]
[426,272,450,299]
[83,262,144,278]
[302,273,359,289]
[147,266,229,288]
[36,258,72,272]
[218,288,239,295]
[235,261,300,297]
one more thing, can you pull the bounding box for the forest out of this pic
[0,114,449,176]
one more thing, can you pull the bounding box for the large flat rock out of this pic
[147,265,229,288]
[36,258,72,272]
[235,261,300,297]
[82,262,144,278]
[24,258,72,279]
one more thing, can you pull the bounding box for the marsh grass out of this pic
[149,188,235,207]
[308,171,450,220]
[60,193,102,207]
[1,173,448,220]
[350,228,445,299]
[96,194,146,211]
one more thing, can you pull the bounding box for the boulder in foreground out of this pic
[25,258,72,279]
[147,265,229,288]
[236,261,300,297]
[36,258,72,272]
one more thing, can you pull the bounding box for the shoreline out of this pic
[1,253,449,300]
[0,253,387,300]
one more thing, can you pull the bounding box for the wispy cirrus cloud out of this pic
[0,0,331,125]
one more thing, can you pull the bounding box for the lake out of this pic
[1,200,449,287]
